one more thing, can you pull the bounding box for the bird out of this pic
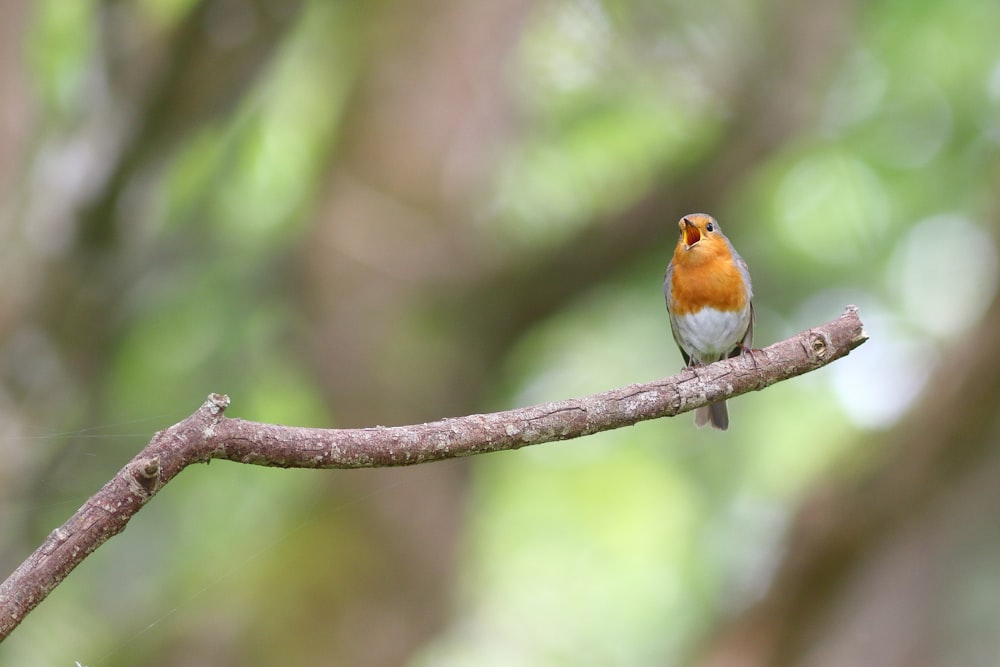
[664,213,754,430]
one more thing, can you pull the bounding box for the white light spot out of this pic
[888,214,999,338]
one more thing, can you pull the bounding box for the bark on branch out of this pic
[0,306,867,641]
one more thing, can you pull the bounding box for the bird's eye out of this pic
[706,223,714,232]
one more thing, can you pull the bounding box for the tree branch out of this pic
[0,306,866,641]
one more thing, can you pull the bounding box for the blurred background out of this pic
[1,0,999,665]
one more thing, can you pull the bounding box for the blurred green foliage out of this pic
[3,0,1000,665]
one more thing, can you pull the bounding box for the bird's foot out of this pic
[738,344,760,371]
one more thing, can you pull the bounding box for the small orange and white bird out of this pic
[664,213,754,430]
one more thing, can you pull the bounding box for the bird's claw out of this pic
[739,344,760,371]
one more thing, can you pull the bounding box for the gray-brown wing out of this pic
[663,260,693,366]
[726,301,754,359]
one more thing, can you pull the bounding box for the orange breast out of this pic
[669,244,748,316]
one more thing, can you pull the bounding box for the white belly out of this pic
[671,305,751,363]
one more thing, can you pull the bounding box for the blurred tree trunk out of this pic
[296,2,533,664]
[0,0,31,560]
[696,229,1000,666]
[0,0,28,208]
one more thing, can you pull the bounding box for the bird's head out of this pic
[677,213,723,251]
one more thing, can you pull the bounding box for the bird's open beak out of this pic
[681,218,701,248]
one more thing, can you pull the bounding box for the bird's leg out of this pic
[738,343,760,371]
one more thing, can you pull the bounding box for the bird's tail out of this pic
[695,401,729,431]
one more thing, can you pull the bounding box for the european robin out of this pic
[664,213,754,430]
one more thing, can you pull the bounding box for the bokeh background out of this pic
[1,0,1000,665]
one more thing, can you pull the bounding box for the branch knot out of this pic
[130,457,162,496]
[809,333,829,358]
